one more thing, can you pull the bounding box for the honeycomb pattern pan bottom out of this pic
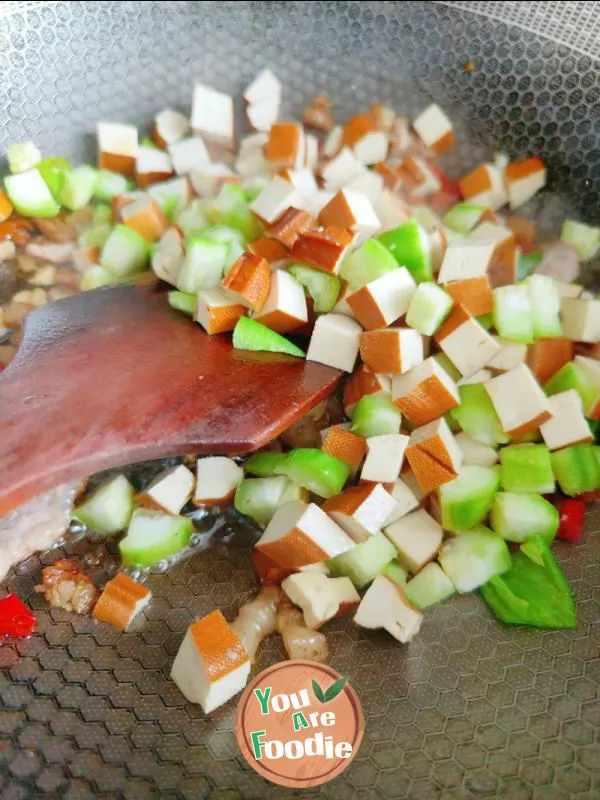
[1,1,600,798]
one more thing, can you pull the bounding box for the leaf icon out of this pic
[323,676,348,702]
[312,679,325,703]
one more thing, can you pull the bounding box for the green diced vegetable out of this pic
[74,474,134,534]
[94,169,131,201]
[476,313,494,331]
[244,452,290,477]
[327,532,396,589]
[274,448,350,499]
[177,236,228,292]
[500,444,555,494]
[202,224,246,248]
[438,527,511,593]
[450,384,508,447]
[100,224,149,277]
[224,240,245,273]
[7,141,42,173]
[490,492,559,543]
[232,317,305,358]
[141,136,158,148]
[493,284,534,344]
[545,362,596,416]
[340,239,398,290]
[168,291,196,317]
[60,165,98,210]
[439,465,500,532]
[526,274,562,339]
[289,264,341,312]
[80,265,116,291]
[351,393,402,438]
[434,353,461,382]
[175,200,211,240]
[4,168,60,218]
[37,156,71,201]
[481,536,576,629]
[210,183,262,241]
[405,563,455,609]
[93,204,113,225]
[119,509,193,567]
[382,559,408,587]
[79,223,112,251]
[561,219,600,262]
[517,250,542,281]
[406,282,453,335]
[443,203,487,234]
[222,206,262,242]
[378,220,432,283]
[234,476,304,527]
[551,443,600,496]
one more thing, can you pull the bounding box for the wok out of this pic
[1,2,599,798]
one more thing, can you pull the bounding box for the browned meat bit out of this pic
[35,558,98,614]
[303,94,334,131]
[33,216,77,243]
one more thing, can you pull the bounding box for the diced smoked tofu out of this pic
[318,190,380,237]
[360,327,424,374]
[322,483,397,543]
[196,289,247,334]
[321,147,363,191]
[93,573,152,631]
[281,573,360,627]
[170,610,250,713]
[267,207,315,248]
[342,114,375,148]
[370,103,396,132]
[373,161,402,192]
[221,252,271,312]
[561,298,600,343]
[305,134,319,170]
[168,137,211,175]
[244,68,282,105]
[505,157,547,209]
[244,69,281,132]
[283,167,319,198]
[152,108,190,148]
[235,147,270,178]
[488,336,527,372]
[248,237,287,265]
[256,500,354,568]
[361,434,410,484]
[384,508,443,573]
[382,478,420,526]
[290,226,353,275]
[458,163,508,211]
[249,176,301,224]
[306,313,363,372]
[455,432,499,467]
[398,155,441,198]
[354,574,422,643]
[251,550,296,585]
[189,163,238,198]
[353,132,389,166]
[136,146,174,188]
[437,240,495,283]
[137,464,195,515]
[323,125,343,158]
[373,189,412,231]
[575,356,600,418]
[554,281,583,300]
[247,98,281,133]
[429,228,448,275]
[412,103,455,155]
[0,190,14,223]
[97,122,138,178]
[405,418,462,493]
[345,168,385,204]
[458,369,493,386]
[303,94,334,132]
[121,197,169,242]
[194,457,243,506]
[469,221,517,287]
[540,389,594,451]
[444,275,493,316]
[484,363,552,437]
[347,268,417,330]
[392,357,460,425]
[343,363,391,414]
[191,84,234,147]
[321,425,367,472]
[253,269,308,333]
[527,338,574,384]
[435,305,501,377]
[265,123,305,170]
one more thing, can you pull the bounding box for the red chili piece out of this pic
[556,498,587,543]
[0,593,36,637]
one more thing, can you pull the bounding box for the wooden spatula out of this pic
[0,283,342,516]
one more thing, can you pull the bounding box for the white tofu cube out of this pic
[354,574,423,643]
[281,573,360,628]
[400,156,441,198]
[306,313,363,372]
[344,167,384,204]
[170,610,250,713]
[147,176,191,214]
[136,147,173,184]
[487,336,527,372]
[137,464,195,515]
[347,267,417,330]
[168,137,211,175]
[457,369,493,386]
[256,500,354,567]
[561,298,600,343]
[484,363,552,437]
[540,389,594,451]
[235,148,270,178]
[151,226,184,286]
[554,281,583,300]
[437,240,495,283]
[189,163,237,197]
[373,189,412,231]
[321,147,363,191]
[353,131,389,165]
[97,122,138,176]
[194,457,243,505]
[382,479,420,526]
[253,269,308,333]
[455,432,499,466]
[384,508,443,573]
[436,306,501,378]
[191,83,234,146]
[249,176,301,223]
[305,134,319,170]
[322,483,397,543]
[323,125,343,158]
[153,109,190,147]
[412,103,455,155]
[361,434,410,484]
[247,97,281,133]
[243,68,282,105]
